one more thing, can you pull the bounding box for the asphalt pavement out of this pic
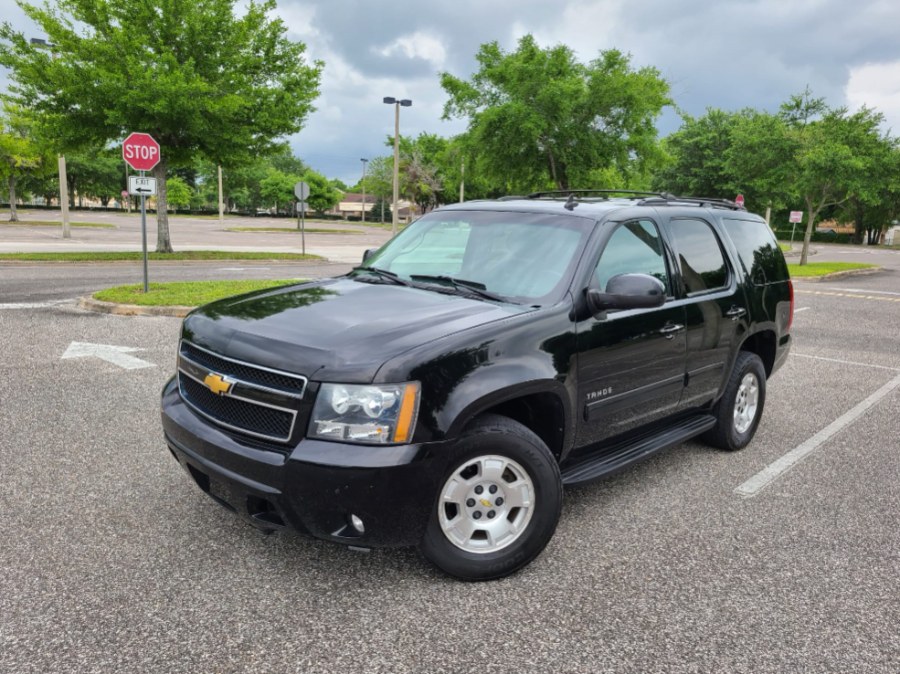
[1,225,899,672]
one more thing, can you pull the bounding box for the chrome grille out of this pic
[180,341,307,396]
[177,340,307,443]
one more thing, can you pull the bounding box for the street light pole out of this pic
[383,97,412,236]
[360,157,368,223]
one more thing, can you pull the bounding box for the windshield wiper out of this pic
[352,266,411,286]
[410,274,507,302]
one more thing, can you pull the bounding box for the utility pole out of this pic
[30,39,70,238]
[58,155,70,239]
[218,165,224,224]
[360,157,368,223]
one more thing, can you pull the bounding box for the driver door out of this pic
[574,219,687,448]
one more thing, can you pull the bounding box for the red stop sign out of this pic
[122,132,161,171]
[735,193,745,207]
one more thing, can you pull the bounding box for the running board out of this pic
[560,415,716,486]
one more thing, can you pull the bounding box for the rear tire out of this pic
[702,351,766,451]
[421,414,562,581]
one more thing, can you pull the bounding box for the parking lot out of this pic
[1,251,899,673]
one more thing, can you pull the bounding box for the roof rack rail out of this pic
[526,189,668,200]
[497,195,528,201]
[637,195,746,210]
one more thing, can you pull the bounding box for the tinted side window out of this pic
[595,220,669,293]
[668,219,729,294]
[722,218,789,285]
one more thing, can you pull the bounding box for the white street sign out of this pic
[128,176,158,196]
[789,211,803,223]
[62,341,155,370]
[294,181,310,200]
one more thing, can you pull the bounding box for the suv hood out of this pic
[182,277,533,382]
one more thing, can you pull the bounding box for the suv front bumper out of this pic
[161,377,451,548]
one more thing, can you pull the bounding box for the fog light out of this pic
[350,514,365,534]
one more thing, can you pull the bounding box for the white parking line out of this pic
[828,287,900,297]
[794,307,810,313]
[791,353,900,372]
[0,300,71,310]
[735,372,900,497]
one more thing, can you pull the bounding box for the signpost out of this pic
[122,133,161,293]
[294,181,310,255]
[789,210,803,245]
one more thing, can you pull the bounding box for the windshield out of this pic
[360,210,592,302]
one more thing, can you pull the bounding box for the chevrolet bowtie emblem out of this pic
[203,373,234,396]
[480,498,492,508]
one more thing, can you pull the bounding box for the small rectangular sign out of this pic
[789,211,803,223]
[128,176,157,196]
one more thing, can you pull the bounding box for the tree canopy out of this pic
[440,34,670,192]
[0,0,322,250]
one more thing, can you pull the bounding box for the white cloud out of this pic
[846,61,900,134]
[375,32,448,68]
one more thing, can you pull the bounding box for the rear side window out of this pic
[668,219,729,294]
[722,218,790,285]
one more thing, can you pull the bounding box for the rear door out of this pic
[574,219,687,447]
[663,216,748,408]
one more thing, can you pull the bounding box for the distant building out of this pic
[329,193,417,222]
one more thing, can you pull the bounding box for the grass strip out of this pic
[787,262,877,277]
[0,250,323,262]
[94,279,301,306]
[226,226,362,235]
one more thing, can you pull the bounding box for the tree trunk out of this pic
[153,157,173,253]
[546,148,562,191]
[799,198,817,266]
[852,198,865,245]
[8,174,18,222]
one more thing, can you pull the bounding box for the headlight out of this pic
[309,382,420,444]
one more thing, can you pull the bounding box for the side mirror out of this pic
[587,273,666,317]
[362,248,375,264]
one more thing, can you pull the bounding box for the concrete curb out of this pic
[792,266,883,283]
[78,296,194,318]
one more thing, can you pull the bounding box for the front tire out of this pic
[702,351,767,451]
[421,414,562,581]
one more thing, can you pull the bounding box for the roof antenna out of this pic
[564,193,578,211]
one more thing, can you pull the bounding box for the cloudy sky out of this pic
[4,0,900,185]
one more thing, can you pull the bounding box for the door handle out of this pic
[659,323,684,339]
[726,306,747,321]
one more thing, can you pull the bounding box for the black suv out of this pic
[161,191,793,580]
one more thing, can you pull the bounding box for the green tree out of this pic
[0,103,48,221]
[166,175,192,211]
[259,168,297,213]
[653,109,744,197]
[0,0,322,251]
[361,156,393,221]
[440,34,670,192]
[302,169,341,214]
[66,149,124,207]
[777,92,883,264]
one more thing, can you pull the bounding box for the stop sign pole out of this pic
[122,133,161,292]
